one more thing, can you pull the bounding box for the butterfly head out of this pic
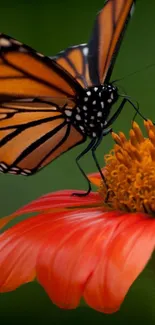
[99,84,118,105]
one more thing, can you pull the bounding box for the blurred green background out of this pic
[0,0,155,323]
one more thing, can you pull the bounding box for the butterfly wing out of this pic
[53,44,92,88]
[88,0,135,84]
[0,34,86,175]
[0,33,83,102]
[0,100,85,175]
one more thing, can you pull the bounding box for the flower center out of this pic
[100,120,155,214]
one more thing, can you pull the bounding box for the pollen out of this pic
[100,120,155,214]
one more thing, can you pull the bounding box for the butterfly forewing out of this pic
[88,0,135,84]
[0,34,83,101]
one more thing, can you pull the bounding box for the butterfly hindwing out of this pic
[0,100,85,175]
[53,44,92,88]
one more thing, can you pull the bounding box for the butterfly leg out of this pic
[91,128,112,181]
[91,128,112,201]
[114,97,146,125]
[72,138,96,197]
[125,97,147,123]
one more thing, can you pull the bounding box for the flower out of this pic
[0,120,155,313]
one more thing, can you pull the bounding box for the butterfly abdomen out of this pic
[64,84,118,138]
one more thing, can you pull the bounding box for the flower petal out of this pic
[0,190,101,231]
[0,201,123,309]
[13,190,101,215]
[84,213,155,313]
[88,172,102,187]
[0,195,106,293]
[36,209,124,309]
[0,213,51,291]
[0,208,81,291]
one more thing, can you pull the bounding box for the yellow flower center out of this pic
[100,120,155,214]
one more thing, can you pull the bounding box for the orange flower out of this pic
[0,120,155,314]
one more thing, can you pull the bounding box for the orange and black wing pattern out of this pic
[0,34,86,175]
[0,100,85,175]
[88,0,135,84]
[0,33,83,102]
[53,44,92,88]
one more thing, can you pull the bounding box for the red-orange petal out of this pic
[36,209,123,309]
[0,190,101,231]
[0,213,51,291]
[88,172,102,187]
[84,213,155,313]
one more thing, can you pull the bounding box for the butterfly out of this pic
[0,0,136,194]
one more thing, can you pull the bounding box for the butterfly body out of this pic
[68,84,118,138]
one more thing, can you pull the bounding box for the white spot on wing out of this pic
[86,91,91,96]
[37,52,44,58]
[84,97,88,102]
[21,172,29,176]
[19,47,28,53]
[92,101,96,105]
[0,38,11,47]
[11,167,20,171]
[12,39,22,45]
[0,163,7,169]
[71,45,78,49]
[83,47,88,56]
[130,3,135,17]
[23,169,32,174]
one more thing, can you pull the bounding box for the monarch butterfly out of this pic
[0,0,136,195]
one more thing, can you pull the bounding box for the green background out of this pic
[0,0,155,323]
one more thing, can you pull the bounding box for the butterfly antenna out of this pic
[119,94,148,123]
[112,62,155,84]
